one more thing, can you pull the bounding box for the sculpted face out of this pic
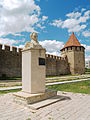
[30,32,38,42]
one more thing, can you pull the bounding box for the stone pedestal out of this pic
[13,89,57,105]
[22,47,46,94]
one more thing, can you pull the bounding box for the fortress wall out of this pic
[56,57,70,75]
[46,54,57,76]
[0,44,70,77]
[46,54,70,76]
[0,44,22,77]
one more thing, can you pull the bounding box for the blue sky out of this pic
[0,0,90,61]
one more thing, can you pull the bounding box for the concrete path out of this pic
[46,74,90,80]
[0,91,90,120]
[0,86,22,91]
[46,78,90,86]
[0,78,90,91]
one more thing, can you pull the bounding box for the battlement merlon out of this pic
[18,48,23,52]
[0,44,2,50]
[12,46,17,53]
[46,54,67,60]
[4,45,10,51]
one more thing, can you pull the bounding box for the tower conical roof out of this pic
[61,32,81,50]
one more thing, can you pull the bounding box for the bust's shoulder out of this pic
[24,41,31,48]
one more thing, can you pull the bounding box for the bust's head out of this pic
[30,32,38,43]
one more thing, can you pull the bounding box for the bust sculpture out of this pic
[24,32,42,49]
[30,32,38,45]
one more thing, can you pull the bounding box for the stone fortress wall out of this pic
[46,54,70,76]
[0,44,70,77]
[0,44,22,77]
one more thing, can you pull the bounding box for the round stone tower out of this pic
[60,32,85,75]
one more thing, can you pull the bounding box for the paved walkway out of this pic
[0,91,90,120]
[0,86,22,91]
[0,78,90,91]
[46,78,90,86]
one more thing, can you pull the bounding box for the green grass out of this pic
[46,76,90,83]
[26,118,31,120]
[47,80,90,94]
[85,68,90,74]
[0,77,21,80]
[0,89,21,94]
[85,68,90,72]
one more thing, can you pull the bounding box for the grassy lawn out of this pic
[0,81,90,95]
[0,77,21,80]
[47,80,90,94]
[0,89,21,95]
[46,75,90,83]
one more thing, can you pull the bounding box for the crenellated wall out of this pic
[46,54,70,76]
[0,44,22,77]
[0,44,70,77]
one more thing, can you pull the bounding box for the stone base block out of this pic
[13,89,57,105]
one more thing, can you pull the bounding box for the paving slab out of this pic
[0,91,90,120]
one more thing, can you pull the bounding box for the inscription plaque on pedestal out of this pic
[39,58,45,65]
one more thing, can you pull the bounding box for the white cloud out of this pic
[51,9,90,34]
[0,38,25,46]
[36,23,45,29]
[66,12,81,19]
[84,45,90,53]
[82,30,90,37]
[81,44,90,52]
[42,16,48,21]
[51,19,63,28]
[81,44,90,61]
[0,38,17,45]
[85,55,90,62]
[78,10,90,23]
[0,0,47,36]
[86,46,90,52]
[67,24,86,33]
[84,10,90,17]
[81,8,86,12]
[18,44,24,48]
[39,40,64,56]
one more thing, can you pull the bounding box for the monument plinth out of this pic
[13,32,57,105]
[22,47,46,94]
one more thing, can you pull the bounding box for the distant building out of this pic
[60,32,85,75]
[85,61,90,68]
